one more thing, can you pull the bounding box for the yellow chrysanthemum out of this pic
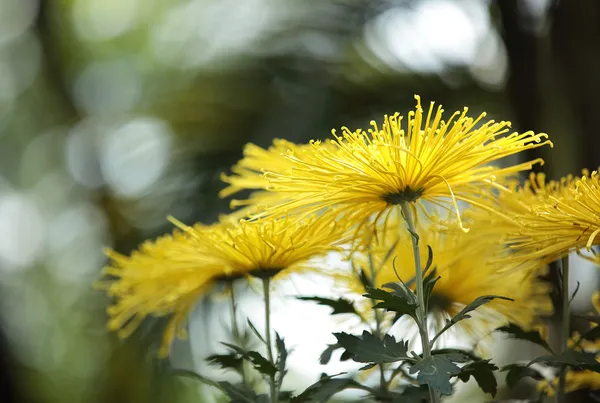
[100,214,347,356]
[538,292,600,396]
[246,96,551,235]
[336,215,552,353]
[463,172,577,233]
[503,169,600,264]
[220,139,334,218]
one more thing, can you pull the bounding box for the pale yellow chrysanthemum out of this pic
[503,169,600,264]
[538,292,600,396]
[99,214,348,356]
[464,172,577,230]
[220,139,334,218]
[248,96,551,235]
[336,215,552,353]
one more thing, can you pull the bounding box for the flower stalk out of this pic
[229,283,248,386]
[262,278,278,403]
[557,255,570,403]
[401,202,439,403]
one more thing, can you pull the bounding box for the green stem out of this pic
[369,254,388,394]
[557,256,570,403]
[374,309,388,394]
[262,278,278,403]
[400,202,439,403]
[229,284,248,386]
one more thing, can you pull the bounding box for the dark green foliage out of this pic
[502,364,544,389]
[456,360,499,396]
[206,353,244,373]
[496,323,554,354]
[363,285,418,319]
[422,272,441,313]
[580,325,600,342]
[409,355,461,396]
[276,334,288,390]
[333,331,410,364]
[222,343,278,377]
[247,319,267,344]
[218,381,267,403]
[291,374,359,403]
[296,296,358,315]
[319,343,341,365]
[379,386,430,403]
[528,350,600,372]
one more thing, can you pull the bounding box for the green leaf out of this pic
[423,272,441,313]
[496,323,554,354]
[528,350,600,371]
[423,245,434,274]
[296,296,357,315]
[431,348,480,362]
[291,374,359,403]
[319,344,341,365]
[247,319,266,344]
[334,331,410,364]
[363,285,418,319]
[276,333,288,390]
[581,325,600,341]
[501,364,544,389]
[222,343,277,378]
[432,295,513,346]
[409,355,461,396]
[206,353,243,372]
[371,386,429,403]
[456,360,498,396]
[218,381,265,403]
[357,266,373,290]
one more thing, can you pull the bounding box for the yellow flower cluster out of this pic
[99,95,579,361]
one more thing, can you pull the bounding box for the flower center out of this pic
[251,268,284,279]
[382,187,424,204]
[428,292,454,313]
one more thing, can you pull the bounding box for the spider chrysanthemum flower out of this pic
[99,214,347,356]
[460,172,579,243]
[247,96,552,234]
[336,216,552,352]
[504,169,600,264]
[220,139,334,218]
[538,292,600,396]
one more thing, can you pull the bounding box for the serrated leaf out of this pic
[496,323,554,354]
[296,296,357,315]
[456,360,498,396]
[528,350,600,371]
[501,364,544,389]
[222,343,278,377]
[206,353,243,372]
[363,286,418,319]
[409,355,461,396]
[319,343,341,365]
[340,350,353,361]
[334,331,410,364]
[218,381,264,403]
[276,333,288,390]
[291,375,358,403]
[432,295,512,345]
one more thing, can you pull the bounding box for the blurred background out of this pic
[2,0,600,402]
